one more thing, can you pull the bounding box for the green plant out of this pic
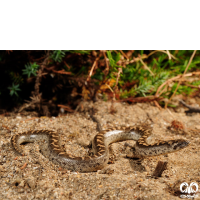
[94,50,200,101]
[51,50,91,64]
[8,83,21,96]
[51,50,66,63]
[22,62,39,78]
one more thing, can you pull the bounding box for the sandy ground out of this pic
[0,101,200,200]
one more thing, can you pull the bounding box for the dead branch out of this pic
[152,161,168,178]
[120,96,162,103]
[165,50,197,108]
[155,71,200,98]
[34,52,50,97]
[87,51,102,82]
[52,69,72,75]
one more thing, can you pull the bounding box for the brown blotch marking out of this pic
[52,144,59,148]
[138,139,144,143]
[160,141,166,144]
[96,139,104,144]
[58,152,66,155]
[97,132,104,136]
[144,131,150,135]
[52,134,59,137]
[96,135,104,139]
[97,152,102,156]
[167,141,173,145]
[50,143,54,147]
[53,148,61,151]
[51,138,58,143]
[68,155,75,158]
[102,130,107,133]
[97,144,105,148]
[51,140,58,144]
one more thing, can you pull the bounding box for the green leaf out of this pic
[107,51,115,67]
[22,62,39,78]
[8,83,21,97]
[10,90,14,96]
[115,53,121,62]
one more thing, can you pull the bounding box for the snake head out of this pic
[171,139,190,151]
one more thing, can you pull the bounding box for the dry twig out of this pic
[165,50,197,108]
[155,71,200,98]
[87,52,102,82]
[152,161,168,178]
[138,55,154,76]
[121,96,162,103]
[34,52,50,97]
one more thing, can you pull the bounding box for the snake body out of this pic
[11,123,189,172]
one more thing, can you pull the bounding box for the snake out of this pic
[11,121,189,172]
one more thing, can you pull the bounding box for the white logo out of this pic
[180,182,198,198]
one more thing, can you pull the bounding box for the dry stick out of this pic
[147,50,177,60]
[152,161,168,178]
[182,82,200,89]
[87,52,102,82]
[87,60,97,82]
[34,52,50,96]
[103,51,122,101]
[98,50,110,88]
[102,50,109,75]
[114,67,122,92]
[138,55,154,76]
[153,100,162,110]
[52,69,71,75]
[117,50,176,69]
[166,50,171,60]
[64,61,70,69]
[156,71,200,97]
[119,50,129,60]
[123,54,148,65]
[106,83,115,100]
[165,50,197,109]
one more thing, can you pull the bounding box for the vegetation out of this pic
[0,50,199,114]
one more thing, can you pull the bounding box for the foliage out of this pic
[50,50,91,63]
[1,50,200,109]
[50,50,66,63]
[8,83,21,96]
[99,50,200,100]
[22,62,39,78]
[48,50,200,103]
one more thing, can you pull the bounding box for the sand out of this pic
[0,101,199,200]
